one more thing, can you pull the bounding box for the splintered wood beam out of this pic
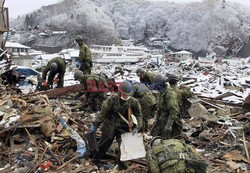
[38,84,83,98]
[198,96,243,107]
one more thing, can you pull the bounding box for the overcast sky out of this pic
[4,0,250,18]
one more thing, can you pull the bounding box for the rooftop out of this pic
[5,42,31,49]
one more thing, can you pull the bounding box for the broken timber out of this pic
[37,84,83,98]
[198,96,243,107]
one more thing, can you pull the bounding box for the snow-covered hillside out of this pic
[11,0,250,54]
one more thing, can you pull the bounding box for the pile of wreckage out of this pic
[0,59,250,173]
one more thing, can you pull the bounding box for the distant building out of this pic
[52,31,67,36]
[121,39,134,46]
[172,50,193,61]
[6,42,42,67]
[91,44,148,63]
[198,52,216,65]
[149,38,170,50]
[34,45,63,54]
[38,32,50,38]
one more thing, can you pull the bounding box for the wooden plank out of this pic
[198,97,243,107]
[10,135,14,153]
[37,84,83,98]
[200,99,226,111]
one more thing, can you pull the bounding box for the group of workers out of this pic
[40,35,207,173]
[41,35,92,89]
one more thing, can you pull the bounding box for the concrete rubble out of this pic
[0,58,249,173]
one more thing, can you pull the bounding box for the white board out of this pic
[120,132,146,161]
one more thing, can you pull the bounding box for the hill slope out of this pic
[11,0,250,55]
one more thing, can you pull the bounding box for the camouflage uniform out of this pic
[132,83,157,131]
[78,74,107,111]
[172,85,193,118]
[79,42,92,74]
[42,57,66,88]
[140,70,156,89]
[146,139,207,173]
[93,94,143,159]
[151,86,181,139]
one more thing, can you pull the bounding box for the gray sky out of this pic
[4,0,250,18]
[5,0,60,18]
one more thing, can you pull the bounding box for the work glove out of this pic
[88,124,97,134]
[132,127,139,135]
[42,80,47,87]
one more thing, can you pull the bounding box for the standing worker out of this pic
[42,57,66,89]
[75,35,92,74]
[168,74,193,118]
[89,80,143,170]
[151,74,181,139]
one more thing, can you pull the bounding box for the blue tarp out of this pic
[15,68,39,77]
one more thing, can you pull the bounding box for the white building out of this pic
[91,44,148,63]
[52,31,67,36]
[172,50,193,61]
[5,42,42,67]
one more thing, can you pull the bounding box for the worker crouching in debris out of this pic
[151,74,181,139]
[89,80,143,170]
[146,137,207,173]
[132,82,157,132]
[42,57,66,89]
[136,68,156,89]
[74,71,107,112]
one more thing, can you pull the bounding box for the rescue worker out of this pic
[151,74,181,139]
[74,71,107,112]
[167,74,193,118]
[42,57,66,89]
[75,35,92,74]
[146,137,207,173]
[136,68,156,89]
[132,82,157,132]
[89,80,143,170]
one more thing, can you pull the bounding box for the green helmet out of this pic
[75,35,83,43]
[50,62,58,72]
[74,70,83,80]
[136,68,145,75]
[153,74,165,83]
[150,136,164,147]
[118,80,133,95]
[167,74,180,82]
